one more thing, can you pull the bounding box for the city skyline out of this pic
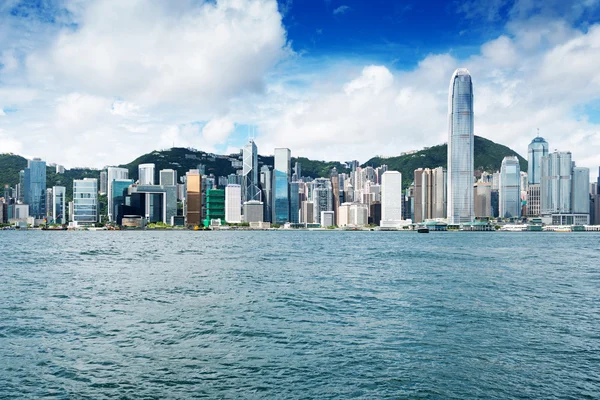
[0,1,599,171]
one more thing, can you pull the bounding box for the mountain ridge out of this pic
[1,135,527,195]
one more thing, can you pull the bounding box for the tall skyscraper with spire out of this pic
[243,140,260,203]
[447,68,474,224]
[527,134,549,185]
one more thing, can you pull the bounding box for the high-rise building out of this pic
[474,182,492,218]
[273,148,291,224]
[24,158,47,219]
[571,167,590,214]
[528,136,549,185]
[381,171,403,227]
[331,168,340,225]
[313,178,333,225]
[111,179,134,224]
[290,181,300,224]
[185,170,202,226]
[204,189,225,227]
[414,167,446,222]
[243,201,264,223]
[447,68,474,224]
[243,140,260,202]
[52,186,66,224]
[320,211,335,227]
[301,201,314,224]
[107,167,129,222]
[541,151,572,215]
[225,184,242,223]
[527,184,541,216]
[260,166,273,223]
[139,163,155,185]
[72,178,98,226]
[45,188,53,218]
[100,170,108,195]
[160,169,177,186]
[499,156,521,219]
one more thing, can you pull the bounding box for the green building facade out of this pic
[203,189,225,227]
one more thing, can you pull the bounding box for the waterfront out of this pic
[1,231,599,399]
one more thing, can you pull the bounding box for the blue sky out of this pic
[1,0,600,172]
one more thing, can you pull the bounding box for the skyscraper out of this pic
[100,171,108,195]
[138,163,155,185]
[312,178,333,225]
[186,170,202,226]
[260,166,273,223]
[24,158,47,219]
[52,186,66,224]
[331,168,340,225]
[447,68,474,224]
[243,140,260,202]
[541,151,572,215]
[380,171,403,227]
[499,156,521,219]
[72,178,98,226]
[225,184,242,223]
[527,136,549,185]
[571,167,590,214]
[290,181,300,223]
[107,167,129,222]
[273,148,291,224]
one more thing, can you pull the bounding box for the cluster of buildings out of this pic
[2,68,600,229]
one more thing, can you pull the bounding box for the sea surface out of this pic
[0,231,599,399]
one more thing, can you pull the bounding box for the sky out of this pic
[1,0,600,173]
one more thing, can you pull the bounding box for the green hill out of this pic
[363,135,527,187]
[1,135,526,192]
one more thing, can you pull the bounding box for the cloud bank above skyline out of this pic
[0,0,599,175]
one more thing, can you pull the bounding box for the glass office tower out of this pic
[24,158,47,219]
[52,186,66,224]
[73,178,98,226]
[273,148,291,224]
[528,136,549,185]
[243,140,260,202]
[499,156,521,219]
[447,69,474,224]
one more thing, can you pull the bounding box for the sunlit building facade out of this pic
[243,140,260,203]
[273,148,291,224]
[72,178,98,226]
[528,136,549,185]
[107,167,129,222]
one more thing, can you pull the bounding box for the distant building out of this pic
[107,167,129,222]
[186,170,202,226]
[225,184,242,223]
[369,201,381,226]
[72,178,98,226]
[301,200,314,224]
[52,186,66,224]
[112,179,135,225]
[381,171,403,227]
[127,184,177,224]
[273,148,291,224]
[139,163,155,185]
[320,211,335,227]
[100,170,108,195]
[290,181,300,224]
[528,136,549,185]
[260,166,273,223]
[448,68,474,224]
[159,169,177,186]
[243,200,264,223]
[499,156,521,219]
[312,178,333,225]
[24,158,47,219]
[55,165,65,174]
[571,167,590,214]
[204,189,225,227]
[243,140,260,203]
[45,188,53,218]
[474,182,492,218]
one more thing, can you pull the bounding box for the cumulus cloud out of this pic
[26,0,289,108]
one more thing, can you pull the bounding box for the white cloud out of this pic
[202,118,235,146]
[26,0,289,109]
[333,5,351,15]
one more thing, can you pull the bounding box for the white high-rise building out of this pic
[139,164,155,185]
[72,178,98,227]
[52,186,66,224]
[107,167,129,222]
[447,68,474,224]
[380,171,403,227]
[499,156,521,219]
[225,184,242,223]
[159,169,177,186]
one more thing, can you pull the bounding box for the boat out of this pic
[417,227,429,233]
